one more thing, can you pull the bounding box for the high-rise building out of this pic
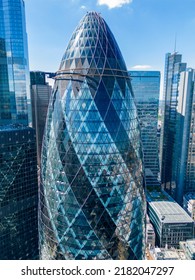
[175,69,195,203]
[30,71,52,165]
[40,11,146,260]
[184,70,195,193]
[129,71,160,188]
[0,0,31,126]
[161,52,186,197]
[0,125,38,259]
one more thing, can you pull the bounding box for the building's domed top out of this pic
[58,11,127,76]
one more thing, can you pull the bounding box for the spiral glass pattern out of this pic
[40,11,146,260]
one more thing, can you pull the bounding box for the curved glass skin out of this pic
[40,12,146,260]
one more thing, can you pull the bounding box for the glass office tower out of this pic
[40,12,146,260]
[30,71,52,166]
[185,71,195,193]
[0,0,31,126]
[161,53,186,197]
[129,71,160,188]
[0,125,38,259]
[176,69,195,203]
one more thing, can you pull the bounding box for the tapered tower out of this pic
[40,12,146,260]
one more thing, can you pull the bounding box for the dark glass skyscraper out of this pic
[30,71,52,166]
[161,53,186,197]
[0,0,31,126]
[175,69,195,203]
[185,70,195,193]
[0,0,39,260]
[129,71,160,188]
[40,12,146,260]
[0,125,38,259]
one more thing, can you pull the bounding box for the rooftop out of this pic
[146,187,174,202]
[147,188,193,223]
[149,201,193,223]
[149,247,186,260]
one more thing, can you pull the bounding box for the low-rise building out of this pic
[146,247,186,260]
[147,188,194,248]
[180,239,195,260]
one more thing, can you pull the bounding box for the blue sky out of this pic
[25,0,195,95]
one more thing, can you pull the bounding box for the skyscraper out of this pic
[129,71,160,188]
[175,69,195,203]
[0,0,31,126]
[0,125,38,259]
[161,52,186,197]
[30,71,52,165]
[0,0,38,260]
[183,70,195,194]
[40,12,146,260]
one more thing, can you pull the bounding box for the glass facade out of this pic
[0,0,31,126]
[161,53,186,197]
[129,71,160,188]
[175,69,195,203]
[40,12,146,260]
[0,125,38,259]
[30,71,52,166]
[147,189,194,248]
[185,71,195,193]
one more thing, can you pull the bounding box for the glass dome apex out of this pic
[58,11,127,74]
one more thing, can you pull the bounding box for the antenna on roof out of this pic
[174,33,177,53]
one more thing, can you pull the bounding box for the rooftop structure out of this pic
[147,247,186,260]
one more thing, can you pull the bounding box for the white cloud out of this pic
[80,5,87,9]
[131,65,152,70]
[97,0,132,9]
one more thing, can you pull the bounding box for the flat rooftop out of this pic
[149,200,193,223]
[147,189,193,224]
[146,187,174,202]
[163,250,181,260]
[151,248,187,260]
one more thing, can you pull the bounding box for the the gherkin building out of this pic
[40,11,146,260]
